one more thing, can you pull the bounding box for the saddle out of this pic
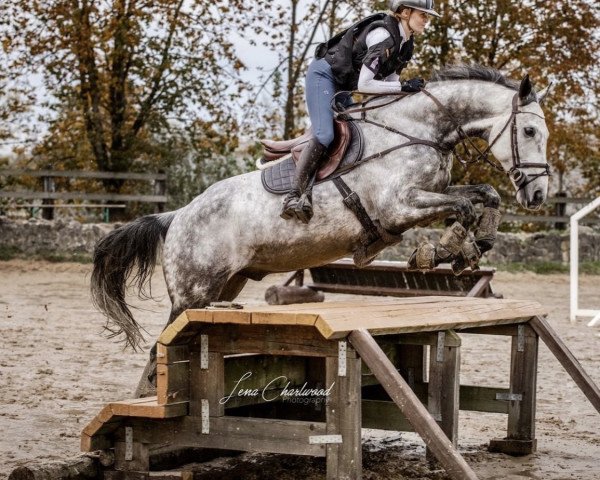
[261,119,365,194]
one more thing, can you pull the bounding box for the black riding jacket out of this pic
[315,13,414,91]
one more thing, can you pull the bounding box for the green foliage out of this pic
[492,261,600,276]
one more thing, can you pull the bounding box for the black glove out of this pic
[401,77,425,92]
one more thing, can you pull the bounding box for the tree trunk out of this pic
[283,0,298,139]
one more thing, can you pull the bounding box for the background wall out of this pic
[1,217,599,264]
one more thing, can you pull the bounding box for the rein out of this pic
[334,87,551,191]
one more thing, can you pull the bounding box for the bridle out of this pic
[421,89,551,191]
[334,88,551,192]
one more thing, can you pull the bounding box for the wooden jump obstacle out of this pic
[266,259,499,305]
[81,297,600,480]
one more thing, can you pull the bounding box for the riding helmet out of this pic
[388,0,441,17]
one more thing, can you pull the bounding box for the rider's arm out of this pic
[357,27,404,94]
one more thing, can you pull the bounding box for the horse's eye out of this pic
[524,127,536,137]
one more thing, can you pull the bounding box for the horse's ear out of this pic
[537,81,554,105]
[519,74,536,105]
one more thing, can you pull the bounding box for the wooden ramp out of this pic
[81,297,600,480]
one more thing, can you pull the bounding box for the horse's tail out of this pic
[91,211,176,350]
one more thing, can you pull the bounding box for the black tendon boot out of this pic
[280,139,327,223]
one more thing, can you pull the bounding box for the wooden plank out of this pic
[466,276,492,298]
[0,168,167,180]
[122,416,327,457]
[110,397,188,418]
[310,258,496,276]
[349,329,478,480]
[156,361,190,405]
[318,306,543,339]
[9,203,126,209]
[190,352,225,417]
[222,355,307,404]
[308,283,467,297]
[530,315,600,414]
[362,399,413,431]
[156,344,189,365]
[157,312,193,345]
[0,191,167,202]
[190,323,353,358]
[460,385,509,414]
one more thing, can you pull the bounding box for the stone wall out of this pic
[1,217,599,263]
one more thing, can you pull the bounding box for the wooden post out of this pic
[155,171,167,213]
[190,345,225,418]
[326,349,362,480]
[349,329,478,480]
[489,324,538,455]
[428,331,460,448]
[41,172,55,220]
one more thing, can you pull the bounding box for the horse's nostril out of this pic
[533,190,544,204]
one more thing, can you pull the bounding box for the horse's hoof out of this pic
[408,242,436,271]
[451,241,481,275]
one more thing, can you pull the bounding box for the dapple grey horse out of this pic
[91,65,551,396]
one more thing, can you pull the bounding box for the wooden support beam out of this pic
[325,353,362,480]
[348,329,477,480]
[428,331,460,448]
[466,276,492,298]
[530,315,600,414]
[118,416,327,457]
[348,329,478,480]
[190,350,225,417]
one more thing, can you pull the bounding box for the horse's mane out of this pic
[430,64,519,90]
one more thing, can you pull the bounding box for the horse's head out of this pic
[489,75,551,210]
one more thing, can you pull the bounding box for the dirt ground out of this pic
[1,259,599,479]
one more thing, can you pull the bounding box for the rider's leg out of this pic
[281,58,335,223]
[281,138,328,223]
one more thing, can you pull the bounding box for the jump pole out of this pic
[348,329,479,480]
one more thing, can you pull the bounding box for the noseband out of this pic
[421,89,551,191]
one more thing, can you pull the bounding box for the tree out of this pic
[250,0,371,140]
[0,0,264,191]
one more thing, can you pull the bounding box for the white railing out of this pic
[570,197,600,326]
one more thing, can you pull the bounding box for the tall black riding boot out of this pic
[280,139,327,223]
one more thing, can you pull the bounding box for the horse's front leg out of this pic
[443,184,502,260]
[398,188,477,272]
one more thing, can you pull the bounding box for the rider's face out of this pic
[399,9,430,35]
[408,10,430,35]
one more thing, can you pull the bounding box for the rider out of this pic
[280,0,440,223]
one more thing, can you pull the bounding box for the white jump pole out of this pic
[569,197,600,325]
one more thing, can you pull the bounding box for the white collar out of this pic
[399,22,409,43]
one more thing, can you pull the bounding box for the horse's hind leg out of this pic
[218,273,249,301]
